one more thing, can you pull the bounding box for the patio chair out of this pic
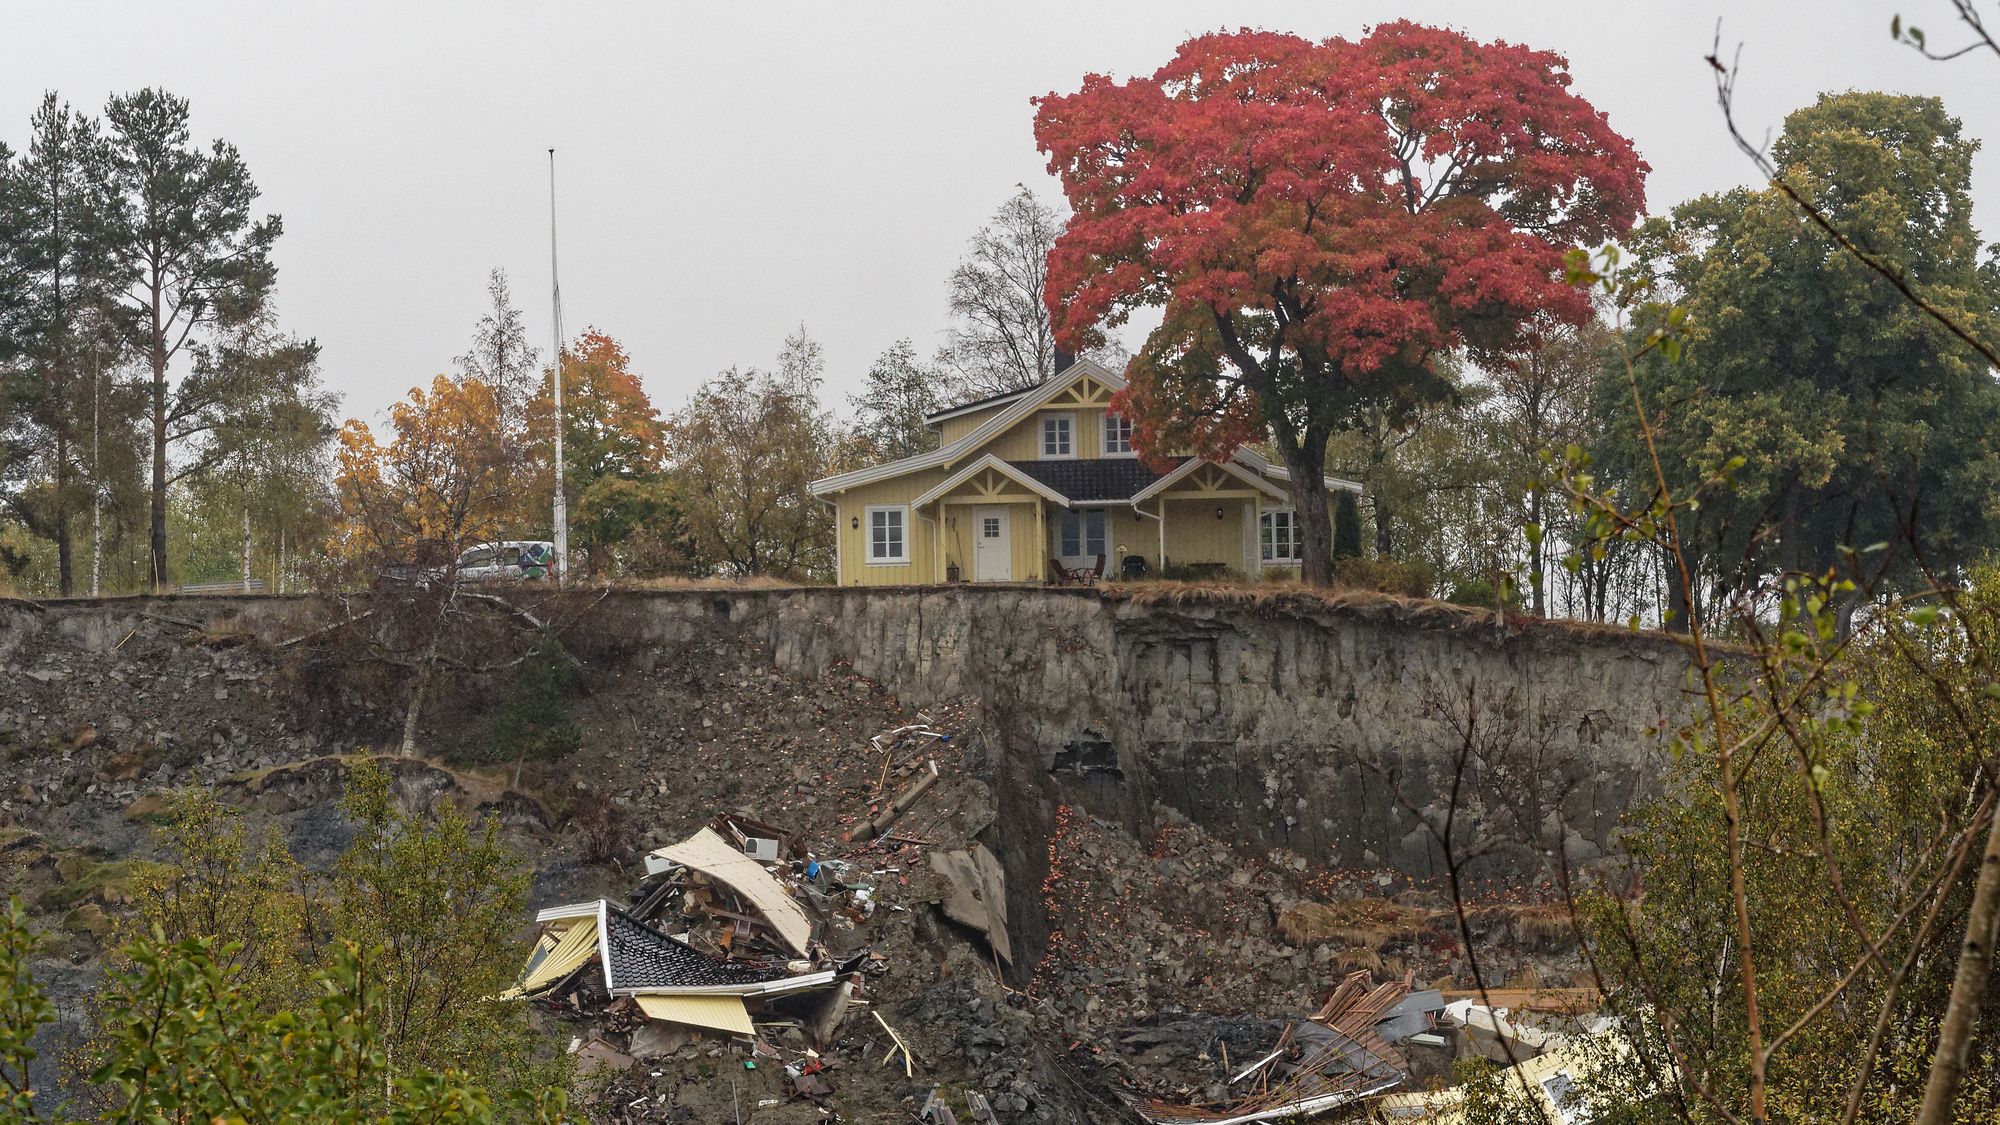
[1049,555,1107,587]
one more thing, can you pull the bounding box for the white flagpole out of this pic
[548,148,569,585]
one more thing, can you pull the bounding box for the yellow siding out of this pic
[1161,498,1256,572]
[831,471,949,586]
[1021,503,1049,579]
[967,414,1044,462]
[952,406,1126,465]
[634,994,754,1036]
[935,400,1015,445]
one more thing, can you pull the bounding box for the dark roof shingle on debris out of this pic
[601,905,792,991]
[1008,457,1185,502]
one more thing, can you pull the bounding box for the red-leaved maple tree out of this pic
[1035,22,1648,586]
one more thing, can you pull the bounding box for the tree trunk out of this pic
[241,500,253,593]
[1916,801,2000,1125]
[1372,493,1393,558]
[148,285,169,593]
[90,363,102,597]
[1278,439,1335,587]
[1526,488,1545,617]
[1663,546,1694,634]
[150,382,167,592]
[400,653,432,756]
[90,490,101,597]
[54,429,74,596]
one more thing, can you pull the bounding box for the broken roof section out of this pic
[645,827,815,956]
[600,903,801,994]
[507,899,827,1003]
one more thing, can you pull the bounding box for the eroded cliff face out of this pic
[2,587,1691,979]
[565,586,1694,967]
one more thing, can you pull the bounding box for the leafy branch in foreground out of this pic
[1539,244,2000,1125]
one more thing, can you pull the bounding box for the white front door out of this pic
[972,506,1012,581]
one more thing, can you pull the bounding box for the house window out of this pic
[1041,413,1074,459]
[1103,413,1134,455]
[1260,510,1300,562]
[982,517,1000,538]
[867,506,908,564]
[1060,509,1108,559]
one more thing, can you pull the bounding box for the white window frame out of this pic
[1102,412,1135,457]
[1260,508,1301,563]
[865,505,910,565]
[1058,508,1108,560]
[1040,412,1075,460]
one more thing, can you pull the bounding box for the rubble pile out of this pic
[510,713,1061,1123]
[1033,806,1595,1035]
[1,604,1646,1122]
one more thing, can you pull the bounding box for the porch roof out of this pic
[1006,457,1187,503]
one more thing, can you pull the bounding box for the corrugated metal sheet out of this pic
[645,828,813,954]
[635,993,754,1036]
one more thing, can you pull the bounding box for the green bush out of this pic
[482,635,580,766]
[1444,575,1522,610]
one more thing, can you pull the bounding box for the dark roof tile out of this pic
[1008,458,1186,502]
[601,905,792,991]
[922,382,1040,423]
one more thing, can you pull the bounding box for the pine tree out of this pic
[103,88,280,591]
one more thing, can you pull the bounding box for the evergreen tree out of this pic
[102,88,281,591]
[454,268,539,424]
[0,95,124,595]
[1332,489,1362,560]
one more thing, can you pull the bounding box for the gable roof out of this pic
[1130,456,1291,504]
[810,356,1366,498]
[812,358,1125,496]
[910,454,1074,510]
[600,903,795,992]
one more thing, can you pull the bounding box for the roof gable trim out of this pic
[911,454,1071,510]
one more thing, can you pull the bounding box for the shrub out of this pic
[1334,556,1436,598]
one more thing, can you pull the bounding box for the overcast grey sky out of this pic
[6,1,1998,427]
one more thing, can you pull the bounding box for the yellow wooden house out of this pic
[811,358,1362,585]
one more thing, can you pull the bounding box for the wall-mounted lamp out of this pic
[1215,505,1225,520]
[850,516,859,530]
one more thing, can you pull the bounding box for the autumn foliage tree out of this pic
[520,329,689,577]
[333,374,510,567]
[670,328,835,579]
[1035,22,1648,584]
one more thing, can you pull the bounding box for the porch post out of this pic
[1157,500,1167,569]
[1035,499,1045,582]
